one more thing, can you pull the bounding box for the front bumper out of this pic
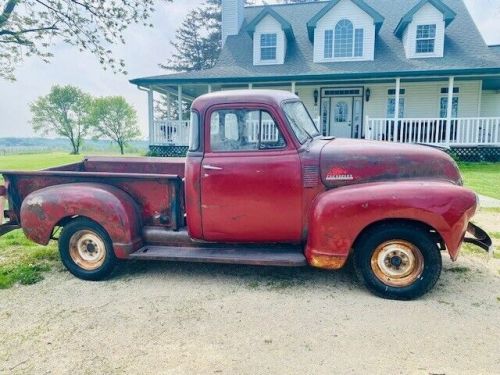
[463,222,493,256]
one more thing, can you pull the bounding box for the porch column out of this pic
[291,81,296,94]
[148,89,154,145]
[178,85,183,122]
[248,83,253,89]
[446,76,455,144]
[208,84,212,93]
[394,78,401,141]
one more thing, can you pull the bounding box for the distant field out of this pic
[0,152,141,171]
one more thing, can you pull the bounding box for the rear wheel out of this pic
[353,223,442,300]
[59,218,117,281]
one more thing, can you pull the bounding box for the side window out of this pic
[210,109,285,152]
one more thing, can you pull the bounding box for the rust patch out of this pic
[309,255,347,270]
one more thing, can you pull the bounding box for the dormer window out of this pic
[323,20,364,59]
[309,1,383,63]
[394,0,456,59]
[261,33,277,61]
[416,24,436,54]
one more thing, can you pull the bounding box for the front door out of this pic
[320,87,364,139]
[331,98,353,138]
[200,105,303,243]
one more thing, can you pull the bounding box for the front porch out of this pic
[141,74,500,157]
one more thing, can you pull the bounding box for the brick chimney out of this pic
[222,0,244,46]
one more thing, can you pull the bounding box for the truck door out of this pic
[201,104,302,243]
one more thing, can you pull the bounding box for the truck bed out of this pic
[1,156,186,231]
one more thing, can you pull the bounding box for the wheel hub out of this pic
[371,240,424,287]
[69,230,106,271]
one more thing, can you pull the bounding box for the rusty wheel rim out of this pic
[69,230,106,271]
[370,240,424,288]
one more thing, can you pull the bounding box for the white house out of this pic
[130,0,500,158]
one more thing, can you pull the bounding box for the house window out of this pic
[324,30,333,58]
[260,33,277,61]
[387,98,405,118]
[354,29,364,57]
[328,20,364,59]
[334,20,353,57]
[416,24,436,53]
[440,97,459,118]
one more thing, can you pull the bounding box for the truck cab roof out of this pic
[192,90,300,113]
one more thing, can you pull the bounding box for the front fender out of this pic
[306,180,477,269]
[20,183,142,258]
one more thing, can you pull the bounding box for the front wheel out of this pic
[59,218,117,281]
[353,223,442,300]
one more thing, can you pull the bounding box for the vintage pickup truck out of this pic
[0,90,492,300]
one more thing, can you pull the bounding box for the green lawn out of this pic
[459,163,500,200]
[0,152,82,171]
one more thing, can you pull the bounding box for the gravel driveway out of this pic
[1,214,499,374]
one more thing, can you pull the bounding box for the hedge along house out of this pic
[130,0,500,159]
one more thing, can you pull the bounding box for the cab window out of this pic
[210,109,285,152]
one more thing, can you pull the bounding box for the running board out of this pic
[129,246,307,267]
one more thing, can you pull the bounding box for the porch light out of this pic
[313,89,319,106]
[365,88,371,102]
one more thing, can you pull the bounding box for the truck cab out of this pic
[0,90,491,300]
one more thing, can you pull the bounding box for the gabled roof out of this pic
[394,0,456,38]
[306,0,385,41]
[246,6,295,41]
[131,0,500,87]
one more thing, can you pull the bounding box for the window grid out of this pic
[260,33,277,61]
[354,28,363,57]
[324,30,333,58]
[416,24,436,53]
[334,19,353,58]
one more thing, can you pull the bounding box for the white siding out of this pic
[296,86,320,120]
[313,0,375,63]
[253,15,286,65]
[403,3,445,59]
[222,0,244,45]
[364,81,482,118]
[481,91,500,117]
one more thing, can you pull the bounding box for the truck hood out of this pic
[319,139,462,188]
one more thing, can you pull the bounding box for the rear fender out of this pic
[20,183,142,258]
[306,180,477,269]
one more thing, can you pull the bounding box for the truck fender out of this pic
[305,180,477,269]
[20,183,142,259]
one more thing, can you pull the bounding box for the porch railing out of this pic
[365,117,500,146]
[152,120,190,146]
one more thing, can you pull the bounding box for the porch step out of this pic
[129,245,307,267]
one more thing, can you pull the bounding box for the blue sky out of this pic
[0,0,498,138]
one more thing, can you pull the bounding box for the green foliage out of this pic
[0,230,58,289]
[91,96,141,155]
[160,0,223,73]
[31,85,93,154]
[0,0,172,81]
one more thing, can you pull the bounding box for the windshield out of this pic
[282,101,320,144]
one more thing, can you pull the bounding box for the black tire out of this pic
[59,218,117,281]
[353,223,442,300]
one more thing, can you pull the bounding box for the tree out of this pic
[91,96,140,155]
[160,0,222,72]
[31,85,93,154]
[0,0,172,81]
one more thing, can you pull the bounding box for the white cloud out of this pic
[0,0,499,138]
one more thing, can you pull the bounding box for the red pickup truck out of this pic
[0,90,491,300]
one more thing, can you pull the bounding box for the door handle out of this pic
[203,165,223,171]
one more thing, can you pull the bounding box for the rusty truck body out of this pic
[0,90,491,300]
